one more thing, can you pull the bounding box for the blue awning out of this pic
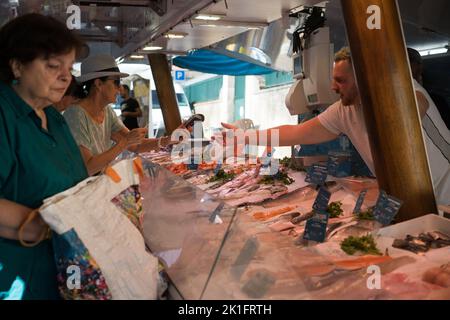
[172,48,275,76]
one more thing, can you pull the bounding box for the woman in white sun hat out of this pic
[64,54,172,175]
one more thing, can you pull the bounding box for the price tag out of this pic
[353,189,368,214]
[327,151,352,177]
[187,163,199,170]
[142,161,157,178]
[231,237,259,280]
[327,155,338,177]
[303,211,329,243]
[213,163,222,175]
[372,190,403,225]
[188,153,201,170]
[305,164,328,185]
[260,148,279,176]
[302,187,331,243]
[261,148,276,167]
[312,187,331,212]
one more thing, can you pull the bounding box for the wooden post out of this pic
[340,0,438,221]
[147,53,182,134]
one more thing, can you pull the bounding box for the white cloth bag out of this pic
[40,159,158,300]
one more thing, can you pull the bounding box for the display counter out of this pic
[139,153,450,300]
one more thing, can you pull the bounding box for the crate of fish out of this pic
[375,214,450,254]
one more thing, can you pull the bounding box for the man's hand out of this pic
[221,122,238,130]
[218,122,240,147]
[217,122,249,159]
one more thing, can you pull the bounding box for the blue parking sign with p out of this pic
[175,70,185,81]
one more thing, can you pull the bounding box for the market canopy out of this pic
[172,48,276,76]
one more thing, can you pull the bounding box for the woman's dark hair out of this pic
[78,77,109,99]
[65,75,84,99]
[122,84,130,92]
[407,48,422,66]
[0,13,84,83]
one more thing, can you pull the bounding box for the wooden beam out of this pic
[147,53,182,134]
[340,0,438,221]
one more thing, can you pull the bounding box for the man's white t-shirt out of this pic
[317,101,375,175]
[414,80,450,205]
[318,88,449,205]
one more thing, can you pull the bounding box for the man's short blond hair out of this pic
[334,47,352,63]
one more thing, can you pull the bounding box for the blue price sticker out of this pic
[305,164,328,185]
[302,187,331,243]
[303,211,329,243]
[261,148,276,167]
[353,189,368,214]
[312,187,331,213]
[260,148,279,176]
[327,151,352,178]
[327,156,338,177]
[373,190,387,221]
[187,163,199,170]
[187,154,201,170]
[213,163,222,174]
[373,190,403,225]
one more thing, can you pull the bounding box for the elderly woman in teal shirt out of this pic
[0,14,88,299]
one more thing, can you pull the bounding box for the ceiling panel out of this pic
[0,0,448,63]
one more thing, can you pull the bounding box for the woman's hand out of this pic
[18,210,49,243]
[124,128,147,148]
[159,136,172,148]
[0,200,49,242]
[160,135,183,148]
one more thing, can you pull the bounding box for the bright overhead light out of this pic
[194,14,224,21]
[143,46,163,51]
[289,5,308,15]
[192,19,268,29]
[105,25,112,30]
[165,32,188,39]
[130,55,144,59]
[418,46,448,56]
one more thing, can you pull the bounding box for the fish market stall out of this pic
[138,152,450,300]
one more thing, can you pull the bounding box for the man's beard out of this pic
[341,97,352,106]
[341,92,358,106]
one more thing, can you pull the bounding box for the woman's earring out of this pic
[11,78,19,85]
